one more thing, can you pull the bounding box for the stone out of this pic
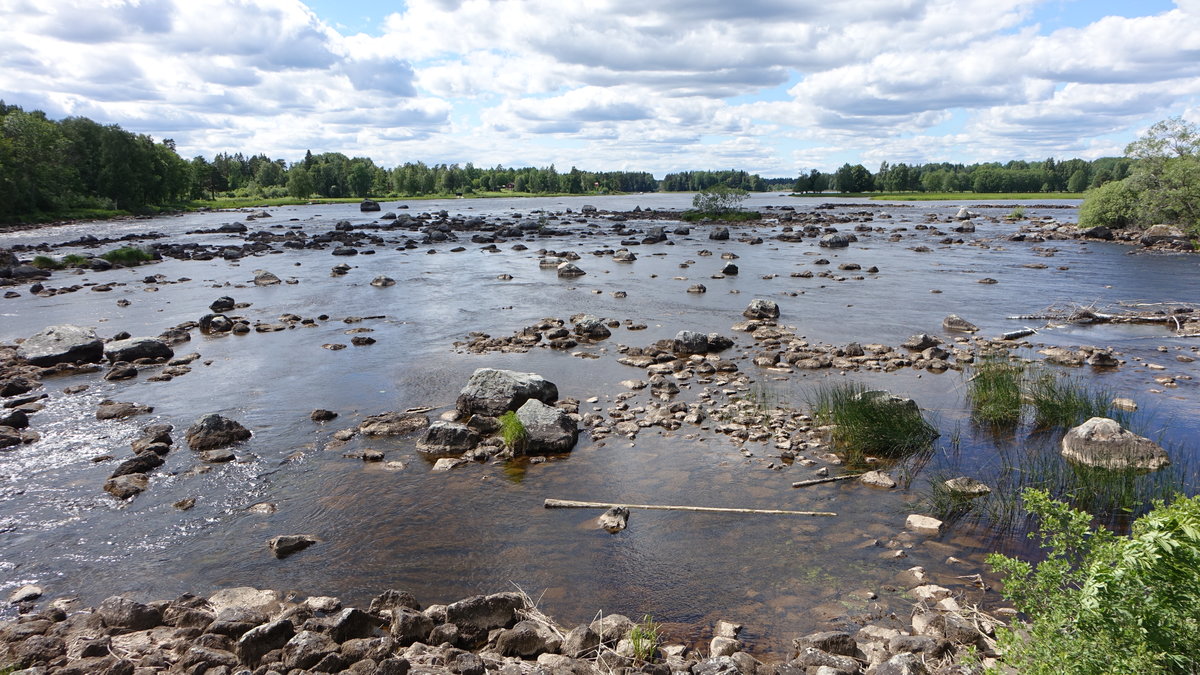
[456,368,559,416]
[9,584,43,603]
[185,413,251,450]
[1061,417,1170,470]
[557,262,586,278]
[674,330,709,354]
[361,199,382,212]
[390,607,434,645]
[210,296,236,312]
[709,227,730,241]
[573,315,611,340]
[268,534,318,558]
[590,613,634,642]
[943,476,991,497]
[721,262,739,275]
[859,471,896,488]
[330,608,383,643]
[18,325,104,366]
[515,399,578,454]
[253,269,282,286]
[793,631,856,657]
[445,592,525,631]
[104,337,173,363]
[1040,347,1085,367]
[283,630,339,670]
[1140,224,1187,246]
[104,474,149,499]
[495,620,562,657]
[110,452,164,478]
[743,299,780,320]
[98,596,162,631]
[371,275,396,287]
[598,506,629,532]
[873,652,930,675]
[818,233,854,248]
[416,422,480,456]
[561,624,600,658]
[941,315,979,333]
[905,514,943,534]
[1112,397,1138,412]
[791,647,859,673]
[709,636,740,657]
[311,409,338,422]
[358,412,429,436]
[902,334,939,350]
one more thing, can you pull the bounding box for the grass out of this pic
[791,192,1085,201]
[100,246,155,266]
[809,381,939,465]
[629,614,662,663]
[61,253,88,267]
[498,410,528,452]
[30,255,64,270]
[1027,372,1118,429]
[679,209,761,222]
[1008,206,1027,219]
[967,358,1025,425]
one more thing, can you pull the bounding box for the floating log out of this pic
[791,473,865,488]
[544,499,835,517]
[1000,328,1037,340]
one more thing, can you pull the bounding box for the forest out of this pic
[0,102,1134,222]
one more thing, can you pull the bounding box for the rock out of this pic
[370,589,421,614]
[1140,224,1187,246]
[674,330,709,354]
[110,452,164,478]
[98,596,162,631]
[253,269,282,286]
[268,534,318,558]
[104,362,138,381]
[791,646,859,673]
[9,584,42,604]
[557,261,586,278]
[358,411,429,436]
[1080,225,1113,240]
[1061,417,1170,470]
[598,506,629,532]
[709,227,730,241]
[17,325,104,366]
[416,422,480,456]
[905,514,943,534]
[495,620,562,657]
[371,275,396,287]
[445,592,525,631]
[1112,397,1138,412]
[185,413,251,450]
[456,368,559,416]
[954,207,974,220]
[743,299,780,320]
[311,409,338,422]
[562,624,601,658]
[432,457,467,472]
[721,262,739,275]
[902,334,939,350]
[613,249,637,262]
[573,315,611,340]
[818,233,854,248]
[330,607,384,643]
[218,221,247,233]
[390,607,434,645]
[0,426,21,448]
[1040,347,1085,366]
[943,476,991,497]
[361,199,382,212]
[941,315,979,333]
[873,652,930,675]
[96,400,154,420]
[199,313,234,333]
[1087,351,1120,367]
[688,284,707,294]
[793,631,856,657]
[590,613,635,642]
[516,399,578,454]
[179,644,239,672]
[709,635,740,657]
[859,471,896,488]
[104,337,173,363]
[283,630,339,670]
[209,296,236,312]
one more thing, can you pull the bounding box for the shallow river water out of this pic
[1,194,1197,656]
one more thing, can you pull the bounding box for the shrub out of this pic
[1007,206,1026,220]
[691,185,749,215]
[988,489,1200,674]
[809,382,938,462]
[1078,180,1140,229]
[100,246,154,266]
[498,411,528,452]
[30,255,64,270]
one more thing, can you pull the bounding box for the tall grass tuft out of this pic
[1027,371,1115,429]
[629,615,662,663]
[30,255,64,270]
[809,382,939,464]
[967,358,1025,425]
[498,410,528,453]
[100,246,154,266]
[61,253,89,267]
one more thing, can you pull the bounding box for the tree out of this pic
[1067,169,1089,193]
[833,164,873,193]
[691,184,748,214]
[286,166,314,199]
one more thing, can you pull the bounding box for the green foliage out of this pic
[968,358,1025,425]
[1007,206,1026,220]
[61,253,88,267]
[498,411,528,452]
[809,382,938,463]
[834,163,874,193]
[691,184,749,215]
[988,489,1200,674]
[30,255,64,270]
[1078,179,1140,229]
[629,615,662,663]
[100,246,154,266]
[1027,372,1114,429]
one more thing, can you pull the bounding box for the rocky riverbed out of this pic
[0,194,1197,670]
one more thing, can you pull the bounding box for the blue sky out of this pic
[2,0,1197,176]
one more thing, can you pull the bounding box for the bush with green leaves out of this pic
[691,184,749,215]
[100,246,154,266]
[988,489,1200,674]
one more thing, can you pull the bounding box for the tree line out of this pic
[801,156,1134,195]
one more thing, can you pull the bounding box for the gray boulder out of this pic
[416,422,480,457]
[1140,224,1187,246]
[941,315,979,333]
[18,325,104,366]
[709,227,730,241]
[496,620,562,658]
[104,337,173,363]
[237,620,296,667]
[358,412,429,436]
[361,199,382,212]
[557,262,586,278]
[1061,417,1170,470]
[445,592,525,631]
[283,630,338,670]
[185,414,251,451]
[268,534,318,558]
[98,596,162,631]
[743,299,780,320]
[818,233,855,248]
[674,330,709,354]
[515,399,579,454]
[573,315,611,340]
[253,269,281,286]
[456,368,559,416]
[104,474,149,499]
[391,607,434,645]
[110,453,164,478]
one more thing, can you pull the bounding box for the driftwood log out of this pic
[544,499,836,517]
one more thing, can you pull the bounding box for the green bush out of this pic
[100,246,154,266]
[1078,179,1140,229]
[988,489,1200,674]
[691,184,749,215]
[1008,206,1027,220]
[809,382,938,462]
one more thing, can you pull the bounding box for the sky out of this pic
[2,0,1199,177]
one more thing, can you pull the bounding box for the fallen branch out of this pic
[544,498,836,517]
[791,473,865,488]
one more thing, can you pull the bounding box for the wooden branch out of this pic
[791,473,865,488]
[544,498,836,517]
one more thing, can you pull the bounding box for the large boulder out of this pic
[1061,417,1170,470]
[1140,224,1187,246]
[572,315,611,340]
[17,325,104,366]
[104,337,174,363]
[456,368,558,416]
[361,199,382,212]
[557,262,586,278]
[743,299,780,320]
[674,330,709,354]
[818,233,855,248]
[445,592,525,631]
[941,315,979,333]
[416,422,480,457]
[515,399,579,454]
[186,414,252,451]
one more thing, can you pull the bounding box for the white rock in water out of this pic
[1061,417,1169,471]
[906,514,943,534]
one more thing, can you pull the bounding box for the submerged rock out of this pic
[941,315,979,333]
[268,534,318,558]
[1061,417,1170,471]
[598,506,629,532]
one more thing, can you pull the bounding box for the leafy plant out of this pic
[100,246,154,266]
[988,489,1200,674]
[967,358,1025,425]
[1008,206,1027,220]
[629,614,662,663]
[498,410,528,452]
[691,184,749,215]
[809,382,938,464]
[30,255,64,270]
